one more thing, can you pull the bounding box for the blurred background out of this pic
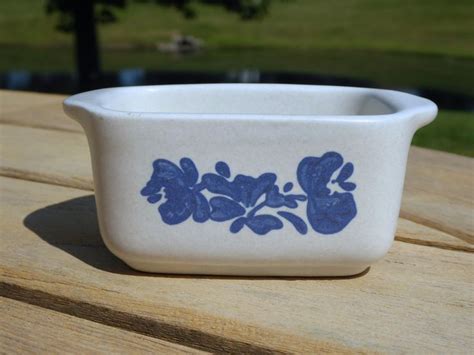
[0,0,472,156]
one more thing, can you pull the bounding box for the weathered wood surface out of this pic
[0,124,93,190]
[1,176,473,353]
[402,147,474,243]
[1,89,473,353]
[395,218,472,252]
[0,90,81,133]
[0,297,205,354]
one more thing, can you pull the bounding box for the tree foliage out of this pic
[46,0,271,32]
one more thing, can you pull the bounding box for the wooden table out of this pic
[0,90,473,354]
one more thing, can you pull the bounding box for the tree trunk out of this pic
[73,0,101,91]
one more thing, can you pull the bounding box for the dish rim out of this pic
[63,83,437,124]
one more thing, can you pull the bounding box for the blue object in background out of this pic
[118,68,145,86]
[4,70,31,90]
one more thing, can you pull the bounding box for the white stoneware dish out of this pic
[64,84,437,276]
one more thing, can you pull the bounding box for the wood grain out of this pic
[395,218,473,252]
[1,176,473,353]
[403,147,474,242]
[0,123,93,190]
[0,297,206,354]
[0,90,81,133]
[0,121,472,250]
[1,89,473,352]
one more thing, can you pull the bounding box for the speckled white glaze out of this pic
[64,84,437,276]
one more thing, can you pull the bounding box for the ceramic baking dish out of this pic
[64,84,437,276]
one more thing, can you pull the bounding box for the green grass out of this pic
[413,110,474,157]
[1,0,473,57]
[1,0,472,95]
[0,0,473,157]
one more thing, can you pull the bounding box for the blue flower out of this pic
[202,163,287,234]
[297,152,357,234]
[141,154,356,236]
[202,168,276,208]
[140,158,210,225]
[265,185,306,208]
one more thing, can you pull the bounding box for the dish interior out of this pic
[100,85,396,116]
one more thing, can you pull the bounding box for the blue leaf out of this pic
[209,196,246,221]
[336,163,354,183]
[202,173,238,200]
[265,186,286,208]
[193,192,210,223]
[277,211,308,235]
[249,173,277,207]
[228,173,275,208]
[205,173,276,208]
[231,175,257,207]
[245,215,283,235]
[147,194,162,204]
[215,161,231,178]
[283,182,293,192]
[230,217,247,233]
[284,199,298,208]
[339,181,356,191]
[291,194,307,201]
[180,158,199,186]
[306,192,357,234]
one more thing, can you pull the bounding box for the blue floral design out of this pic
[297,152,357,234]
[141,152,357,236]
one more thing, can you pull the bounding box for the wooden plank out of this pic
[403,147,474,242]
[0,297,206,354]
[0,122,472,251]
[0,91,64,116]
[0,124,93,190]
[1,177,473,353]
[0,90,81,133]
[396,218,473,252]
